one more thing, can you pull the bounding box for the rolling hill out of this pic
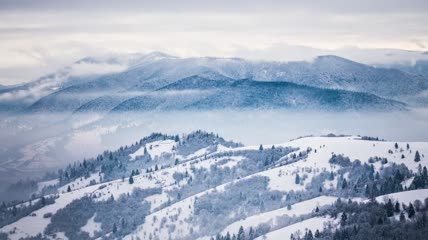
[1,131,428,240]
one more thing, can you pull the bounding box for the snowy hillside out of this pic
[1,131,428,240]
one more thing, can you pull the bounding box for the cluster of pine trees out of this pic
[0,196,56,228]
[319,197,428,240]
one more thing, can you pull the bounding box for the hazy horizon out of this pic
[1,0,428,84]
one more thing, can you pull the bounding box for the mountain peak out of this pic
[142,51,177,61]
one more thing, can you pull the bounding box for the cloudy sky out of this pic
[1,0,428,85]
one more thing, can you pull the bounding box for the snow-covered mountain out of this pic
[1,52,427,113]
[1,131,428,240]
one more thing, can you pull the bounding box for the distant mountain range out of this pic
[1,52,427,113]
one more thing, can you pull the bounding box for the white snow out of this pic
[284,136,428,172]
[375,189,428,204]
[81,214,101,238]
[130,140,176,160]
[54,232,68,240]
[401,177,415,189]
[255,216,334,240]
[58,173,101,193]
[221,196,337,235]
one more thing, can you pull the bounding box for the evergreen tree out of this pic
[341,179,348,189]
[121,218,126,229]
[375,171,380,180]
[155,165,159,171]
[341,212,347,226]
[67,185,71,192]
[237,226,245,240]
[259,144,263,151]
[395,201,400,213]
[295,174,300,184]
[12,205,17,216]
[408,203,416,218]
[248,227,255,240]
[395,143,399,149]
[386,199,394,217]
[175,159,179,165]
[129,175,134,184]
[400,212,406,222]
[415,151,421,162]
[306,230,314,240]
[225,232,231,240]
[314,229,320,238]
[112,223,117,234]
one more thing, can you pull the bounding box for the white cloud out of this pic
[70,63,128,76]
[0,61,130,102]
[0,1,427,84]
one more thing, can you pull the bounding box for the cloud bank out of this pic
[0,0,427,84]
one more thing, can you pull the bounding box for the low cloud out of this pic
[0,61,130,102]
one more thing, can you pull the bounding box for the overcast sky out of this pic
[1,0,428,85]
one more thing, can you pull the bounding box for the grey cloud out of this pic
[1,0,427,14]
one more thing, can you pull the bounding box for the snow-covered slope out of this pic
[2,52,425,113]
[1,133,428,240]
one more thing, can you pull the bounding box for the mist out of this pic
[1,108,428,190]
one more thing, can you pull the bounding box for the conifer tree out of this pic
[295,173,300,184]
[415,151,421,162]
[248,227,255,240]
[314,229,320,238]
[400,211,406,222]
[306,230,314,240]
[341,212,347,226]
[395,201,400,213]
[342,179,348,189]
[237,226,245,240]
[113,223,117,233]
[408,203,416,218]
[386,199,394,217]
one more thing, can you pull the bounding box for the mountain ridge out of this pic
[0,52,426,113]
